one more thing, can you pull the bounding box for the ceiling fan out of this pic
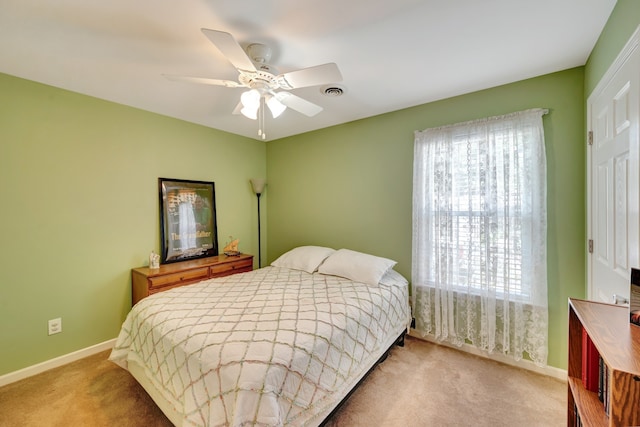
[164,29,343,139]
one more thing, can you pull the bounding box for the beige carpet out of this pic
[0,336,566,426]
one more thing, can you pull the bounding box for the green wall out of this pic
[267,68,586,369]
[586,0,640,97]
[0,73,265,375]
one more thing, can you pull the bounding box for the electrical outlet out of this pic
[48,318,62,335]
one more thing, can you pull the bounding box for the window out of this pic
[412,109,548,365]
[430,130,527,298]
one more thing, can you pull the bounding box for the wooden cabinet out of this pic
[567,298,640,426]
[131,254,253,305]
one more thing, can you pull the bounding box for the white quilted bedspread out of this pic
[109,266,410,427]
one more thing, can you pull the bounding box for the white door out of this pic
[588,28,640,303]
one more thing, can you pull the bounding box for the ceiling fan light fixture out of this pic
[241,89,260,109]
[241,106,258,120]
[266,96,286,118]
[169,30,343,140]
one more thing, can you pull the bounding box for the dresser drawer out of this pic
[132,254,253,305]
[148,267,209,289]
[210,258,253,276]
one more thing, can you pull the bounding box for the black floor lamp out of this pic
[250,178,266,267]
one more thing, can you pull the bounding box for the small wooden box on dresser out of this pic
[567,298,640,427]
[131,253,253,305]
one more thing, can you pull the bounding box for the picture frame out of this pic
[631,268,640,327]
[159,178,218,264]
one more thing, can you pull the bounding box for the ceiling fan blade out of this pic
[163,74,242,88]
[232,101,244,115]
[274,92,323,117]
[277,63,342,90]
[201,29,257,73]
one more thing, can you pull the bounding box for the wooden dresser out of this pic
[131,253,253,305]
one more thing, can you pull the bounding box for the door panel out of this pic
[588,36,640,303]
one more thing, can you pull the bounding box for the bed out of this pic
[110,247,411,426]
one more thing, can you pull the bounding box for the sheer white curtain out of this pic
[412,108,548,365]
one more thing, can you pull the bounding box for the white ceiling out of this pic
[0,0,616,141]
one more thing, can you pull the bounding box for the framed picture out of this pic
[159,178,218,264]
[631,268,640,327]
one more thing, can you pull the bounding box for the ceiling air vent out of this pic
[321,85,346,97]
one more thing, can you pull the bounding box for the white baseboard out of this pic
[408,330,567,381]
[1,333,567,388]
[0,338,116,388]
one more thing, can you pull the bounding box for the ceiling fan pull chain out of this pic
[259,96,266,139]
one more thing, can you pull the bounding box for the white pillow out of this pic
[317,249,397,285]
[270,246,335,273]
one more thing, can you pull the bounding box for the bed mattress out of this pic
[109,265,410,427]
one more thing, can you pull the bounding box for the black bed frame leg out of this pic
[397,330,406,347]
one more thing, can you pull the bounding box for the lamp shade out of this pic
[241,105,258,120]
[240,90,260,120]
[266,96,286,118]
[241,89,260,108]
[250,178,266,194]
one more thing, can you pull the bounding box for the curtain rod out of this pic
[415,108,549,135]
